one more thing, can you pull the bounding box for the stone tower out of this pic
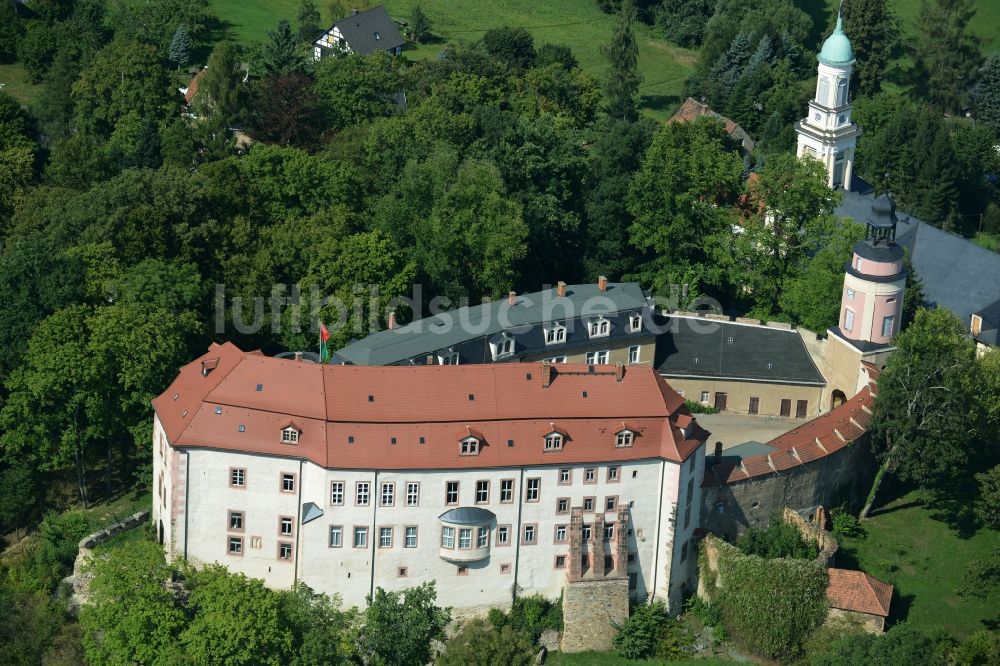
[837,194,906,346]
[795,11,862,189]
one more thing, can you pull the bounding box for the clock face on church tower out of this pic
[814,112,822,122]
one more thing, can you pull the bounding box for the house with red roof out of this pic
[826,567,894,632]
[151,342,709,619]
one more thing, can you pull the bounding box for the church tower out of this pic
[795,11,862,189]
[837,194,906,347]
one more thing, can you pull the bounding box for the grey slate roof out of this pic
[321,5,404,56]
[656,317,826,385]
[333,282,652,366]
[438,507,496,525]
[974,298,1000,346]
[837,190,1000,328]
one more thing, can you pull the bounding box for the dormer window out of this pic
[460,437,480,456]
[629,313,642,332]
[492,334,515,360]
[544,323,566,345]
[281,426,300,444]
[589,317,610,338]
[544,433,563,451]
[438,349,459,365]
[615,430,634,448]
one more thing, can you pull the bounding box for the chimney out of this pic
[388,311,397,330]
[556,281,567,297]
[541,362,554,388]
[598,275,608,292]
[294,351,303,363]
[508,291,516,306]
[714,441,723,465]
[614,363,625,382]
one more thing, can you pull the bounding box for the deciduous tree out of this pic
[358,583,450,666]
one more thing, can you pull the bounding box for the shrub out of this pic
[612,600,669,659]
[685,594,722,628]
[505,593,562,643]
[436,618,534,666]
[654,617,694,660]
[831,511,865,539]
[809,623,953,665]
[684,399,718,414]
[737,518,819,560]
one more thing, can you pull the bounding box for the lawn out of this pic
[547,652,740,665]
[207,0,696,119]
[836,489,999,639]
[0,63,43,106]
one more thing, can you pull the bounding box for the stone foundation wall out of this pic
[561,578,629,653]
[701,434,875,542]
[66,510,150,613]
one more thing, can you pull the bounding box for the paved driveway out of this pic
[695,412,800,450]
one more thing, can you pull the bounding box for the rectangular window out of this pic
[780,399,792,417]
[398,567,408,577]
[497,525,511,546]
[281,473,295,493]
[544,434,563,451]
[500,563,511,574]
[356,482,370,506]
[406,482,419,506]
[330,481,344,505]
[684,504,691,530]
[584,467,596,484]
[405,526,417,548]
[446,481,459,505]
[280,516,293,537]
[457,566,468,575]
[379,527,393,548]
[583,497,595,512]
[545,356,567,363]
[442,526,455,549]
[582,525,592,540]
[380,482,394,506]
[847,287,855,301]
[700,391,709,404]
[796,400,808,419]
[748,397,759,415]
[616,431,634,447]
[353,526,367,548]
[500,479,514,503]
[459,528,472,549]
[628,345,640,364]
[585,350,609,364]
[844,308,855,331]
[329,525,342,547]
[681,540,689,562]
[555,555,567,569]
[278,542,293,560]
[605,496,618,511]
[608,466,620,482]
[230,468,246,487]
[525,478,540,502]
[475,480,489,504]
[522,524,537,544]
[557,498,569,514]
[229,511,244,531]
[882,315,895,337]
[477,527,488,548]
[687,478,694,506]
[555,525,567,542]
[558,468,571,484]
[228,536,243,555]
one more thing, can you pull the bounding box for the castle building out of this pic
[836,194,906,349]
[152,343,708,614]
[795,12,862,189]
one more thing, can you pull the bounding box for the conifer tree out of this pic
[843,0,899,97]
[297,0,321,42]
[169,24,192,70]
[602,0,642,121]
[975,52,1000,136]
[411,5,432,43]
[263,19,305,76]
[914,0,982,113]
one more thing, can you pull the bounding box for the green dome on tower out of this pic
[817,14,854,65]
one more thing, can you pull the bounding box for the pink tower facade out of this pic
[838,195,906,346]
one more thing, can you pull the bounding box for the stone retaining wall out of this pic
[66,510,150,613]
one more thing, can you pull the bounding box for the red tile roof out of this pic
[827,568,893,616]
[153,344,706,470]
[704,372,878,486]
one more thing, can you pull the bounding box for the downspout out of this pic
[183,450,191,559]
[511,466,525,603]
[649,459,666,601]
[369,470,379,601]
[294,458,303,586]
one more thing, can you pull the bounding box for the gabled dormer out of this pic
[490,332,515,360]
[588,316,610,338]
[542,424,568,451]
[457,426,484,456]
[544,322,567,345]
[281,423,301,444]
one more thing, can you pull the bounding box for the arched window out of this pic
[544,433,564,451]
[281,425,300,444]
[615,430,634,448]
